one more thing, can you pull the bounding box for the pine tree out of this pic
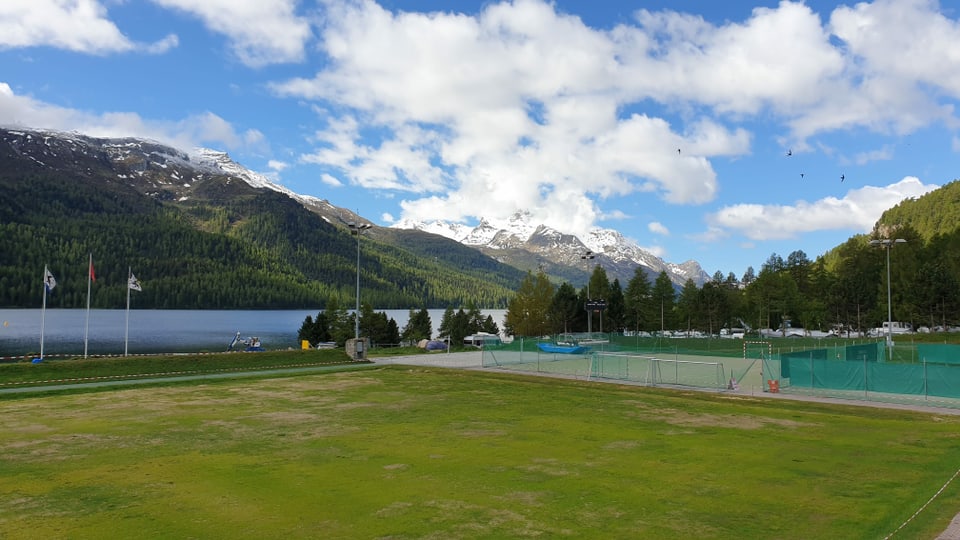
[505,269,555,337]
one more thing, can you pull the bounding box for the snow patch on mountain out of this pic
[392,211,709,286]
[192,147,343,217]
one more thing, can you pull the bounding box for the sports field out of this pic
[2,364,959,538]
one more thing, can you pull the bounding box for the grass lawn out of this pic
[1,364,959,538]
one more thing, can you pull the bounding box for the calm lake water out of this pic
[0,309,508,357]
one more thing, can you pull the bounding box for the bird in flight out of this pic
[840,174,845,182]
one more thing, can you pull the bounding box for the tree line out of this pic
[297,302,500,348]
[504,221,960,337]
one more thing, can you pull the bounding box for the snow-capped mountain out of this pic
[191,147,363,227]
[393,212,710,287]
[0,126,364,228]
[2,126,705,287]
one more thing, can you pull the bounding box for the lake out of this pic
[0,308,508,358]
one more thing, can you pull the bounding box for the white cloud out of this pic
[625,2,846,117]
[150,0,311,66]
[0,0,309,63]
[830,0,960,96]
[788,0,960,137]
[0,0,134,53]
[851,145,894,166]
[705,176,939,240]
[319,173,342,188]
[0,0,177,54]
[0,82,257,152]
[270,0,960,240]
[273,0,765,239]
[144,33,179,55]
[625,0,960,139]
[648,222,669,236]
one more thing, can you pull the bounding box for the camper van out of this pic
[870,321,913,337]
[463,332,502,348]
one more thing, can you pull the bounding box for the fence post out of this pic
[864,355,868,399]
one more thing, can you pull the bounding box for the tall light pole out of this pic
[349,221,372,340]
[660,293,665,336]
[581,250,595,334]
[869,238,906,358]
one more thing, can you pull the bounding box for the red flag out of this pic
[89,258,96,282]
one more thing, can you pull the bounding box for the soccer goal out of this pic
[591,353,727,390]
[738,340,770,381]
[743,340,780,390]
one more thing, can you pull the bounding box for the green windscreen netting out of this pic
[481,337,960,404]
[917,344,960,365]
[774,342,960,399]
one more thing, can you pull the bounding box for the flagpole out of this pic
[84,254,92,358]
[40,267,48,361]
[125,267,131,357]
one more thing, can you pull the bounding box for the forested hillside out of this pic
[0,130,525,309]
[874,180,960,241]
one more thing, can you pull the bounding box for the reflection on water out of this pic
[0,308,507,357]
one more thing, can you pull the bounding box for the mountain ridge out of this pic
[0,126,523,309]
[3,125,708,292]
[392,214,709,287]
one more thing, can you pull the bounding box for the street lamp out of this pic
[581,251,595,334]
[660,292,665,336]
[869,238,906,358]
[349,221,372,340]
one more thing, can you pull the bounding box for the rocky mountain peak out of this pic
[392,214,709,288]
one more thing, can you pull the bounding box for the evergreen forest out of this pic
[0,150,525,310]
[504,181,960,337]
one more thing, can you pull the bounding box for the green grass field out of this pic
[2,363,960,538]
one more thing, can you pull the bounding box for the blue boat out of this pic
[537,342,589,354]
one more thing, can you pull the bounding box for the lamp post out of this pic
[581,251,595,334]
[349,221,372,340]
[660,293,665,336]
[869,238,906,358]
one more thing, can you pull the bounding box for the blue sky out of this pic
[1,0,955,278]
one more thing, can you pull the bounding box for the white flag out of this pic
[43,266,56,292]
[128,273,142,292]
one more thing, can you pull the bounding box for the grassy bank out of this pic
[1,366,959,538]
